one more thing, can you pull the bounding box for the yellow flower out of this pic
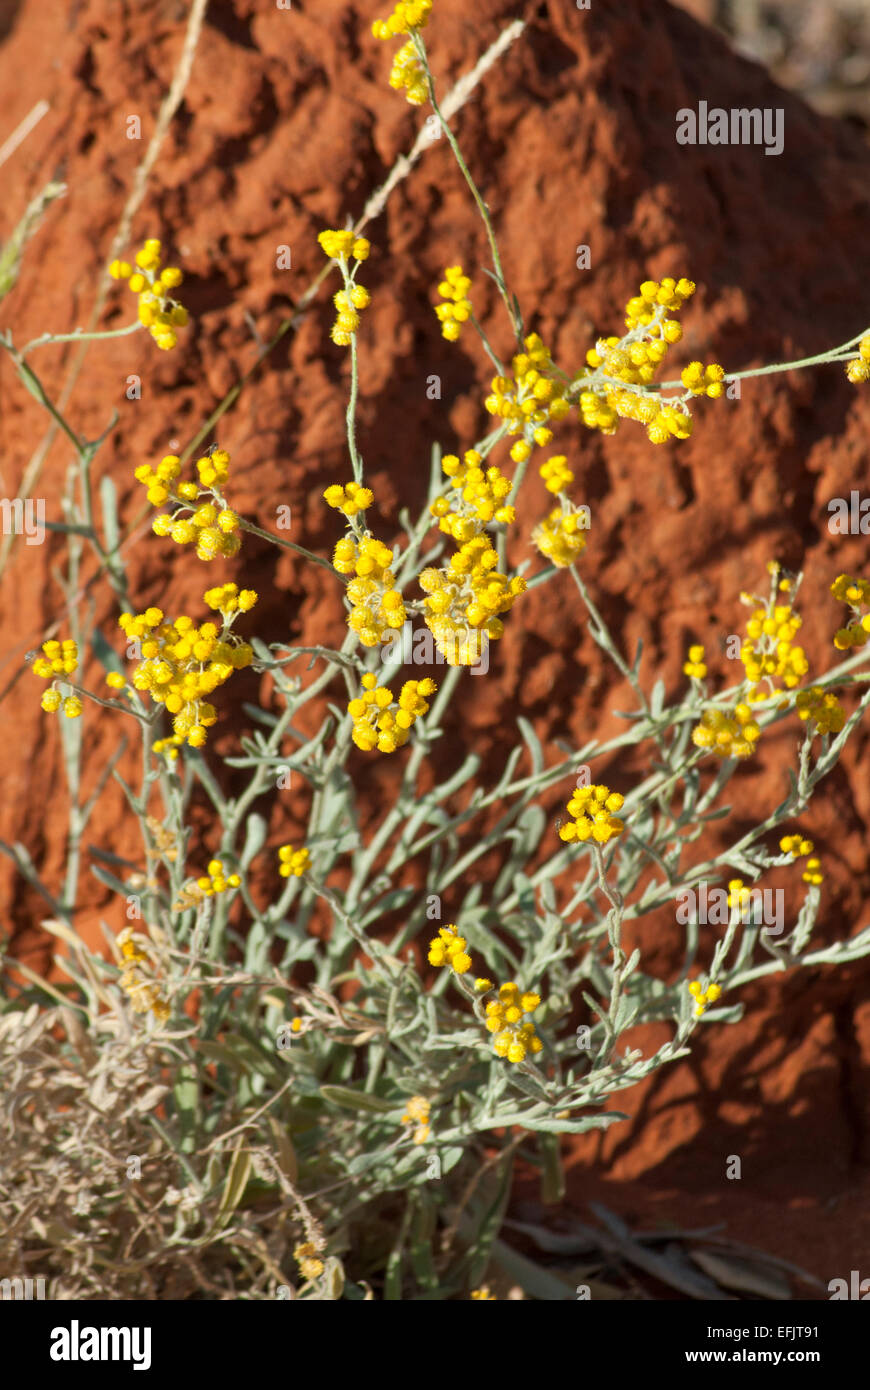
[349,674,436,752]
[780,834,813,858]
[387,39,428,105]
[680,361,726,398]
[278,845,311,878]
[845,336,870,383]
[539,455,574,494]
[143,449,241,561]
[324,481,374,517]
[372,0,433,39]
[531,506,588,567]
[470,1286,498,1300]
[802,857,824,886]
[435,265,472,341]
[485,981,544,1064]
[319,232,373,342]
[691,703,761,760]
[401,1095,431,1142]
[559,784,625,845]
[427,924,472,974]
[580,278,697,442]
[430,450,514,541]
[689,979,722,1018]
[795,687,845,736]
[294,1241,325,1281]
[332,532,406,648]
[120,596,253,750]
[831,572,870,650]
[110,239,188,350]
[419,536,525,665]
[34,638,82,717]
[683,644,707,679]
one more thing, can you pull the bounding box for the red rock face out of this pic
[1,0,869,1286]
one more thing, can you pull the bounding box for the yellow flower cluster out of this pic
[429,450,515,542]
[558,784,625,845]
[419,537,526,665]
[144,449,241,562]
[372,0,432,36]
[688,979,722,1018]
[294,1241,325,1282]
[324,481,373,517]
[539,455,574,494]
[726,879,753,914]
[779,836,823,884]
[484,334,571,453]
[739,595,808,695]
[120,600,254,750]
[795,686,845,736]
[579,277,696,443]
[427,923,472,974]
[387,42,428,105]
[484,982,543,1064]
[32,638,83,718]
[470,1286,498,1300]
[109,239,188,350]
[683,644,707,679]
[197,859,241,895]
[780,834,814,858]
[691,703,760,759]
[116,928,170,1024]
[318,230,372,345]
[400,1095,431,1144]
[435,265,472,341]
[348,673,436,752]
[330,283,372,346]
[317,229,371,263]
[680,361,726,397]
[845,334,870,384]
[531,506,587,568]
[278,844,310,878]
[333,533,406,647]
[203,582,258,616]
[831,573,870,650]
[173,859,241,912]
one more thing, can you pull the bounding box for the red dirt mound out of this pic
[1,0,868,1288]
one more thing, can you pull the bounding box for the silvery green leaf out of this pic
[240,813,268,869]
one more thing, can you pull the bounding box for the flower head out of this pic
[795,687,845,737]
[531,506,588,568]
[427,924,472,975]
[110,239,188,350]
[429,450,515,541]
[559,784,625,845]
[348,673,436,752]
[691,703,761,759]
[278,845,311,878]
[683,644,707,679]
[120,596,254,750]
[419,536,525,665]
[485,982,544,1064]
[143,448,241,561]
[435,265,472,341]
[332,533,407,648]
[688,979,722,1018]
[401,1095,431,1144]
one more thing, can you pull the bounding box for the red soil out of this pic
[1,0,868,1291]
